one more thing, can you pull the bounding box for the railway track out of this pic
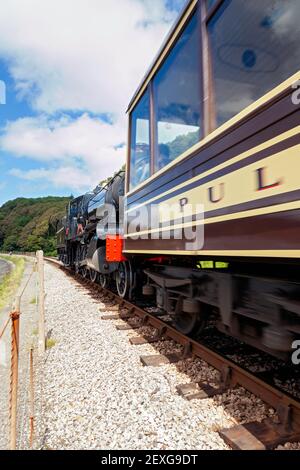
[45,257,300,450]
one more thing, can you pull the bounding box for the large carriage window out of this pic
[129,90,151,190]
[153,12,201,171]
[208,0,300,127]
[206,0,219,11]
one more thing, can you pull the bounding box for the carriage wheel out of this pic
[174,300,207,336]
[174,312,202,336]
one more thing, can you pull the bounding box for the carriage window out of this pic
[129,89,151,190]
[153,12,201,171]
[208,0,300,127]
[206,0,219,12]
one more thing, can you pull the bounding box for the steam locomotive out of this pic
[57,172,126,288]
[58,0,300,361]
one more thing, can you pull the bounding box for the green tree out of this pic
[0,196,70,255]
[3,235,19,251]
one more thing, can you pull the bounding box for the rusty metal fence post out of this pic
[29,347,34,448]
[9,296,20,450]
[37,250,45,355]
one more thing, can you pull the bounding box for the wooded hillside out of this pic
[0,196,70,255]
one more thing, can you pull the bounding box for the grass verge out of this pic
[0,255,25,310]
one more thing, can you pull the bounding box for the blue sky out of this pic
[0,0,186,206]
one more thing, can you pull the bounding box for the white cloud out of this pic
[0,0,177,115]
[9,166,97,191]
[1,113,126,188]
[0,0,182,194]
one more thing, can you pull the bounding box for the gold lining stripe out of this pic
[126,124,300,214]
[158,144,300,222]
[126,71,300,198]
[123,249,300,258]
[124,200,300,238]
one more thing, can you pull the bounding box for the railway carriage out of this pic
[58,0,300,361]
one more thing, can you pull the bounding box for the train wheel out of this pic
[116,261,132,298]
[99,274,109,289]
[82,267,88,279]
[174,300,207,336]
[90,269,98,283]
[174,313,201,336]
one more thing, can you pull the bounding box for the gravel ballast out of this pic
[31,263,299,450]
